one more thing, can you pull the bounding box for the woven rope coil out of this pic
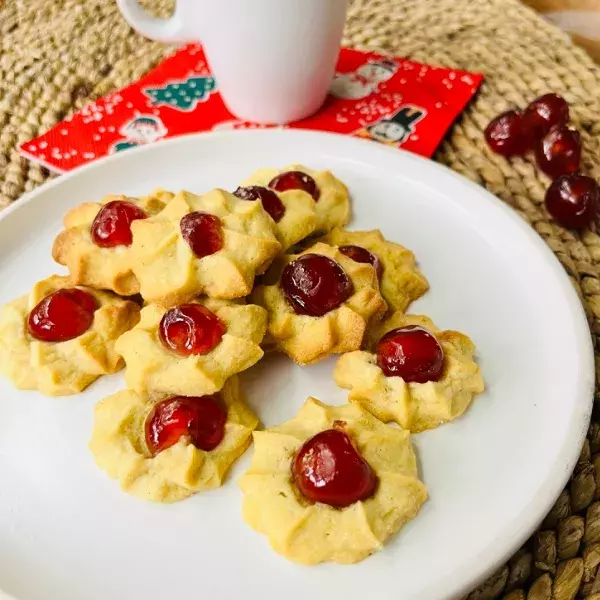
[1,0,600,597]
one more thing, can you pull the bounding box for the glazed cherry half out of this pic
[376,325,444,383]
[91,200,147,248]
[338,245,383,278]
[268,170,320,201]
[145,394,227,455]
[484,110,531,157]
[281,254,353,317]
[159,304,226,357]
[292,428,378,508]
[535,123,581,179]
[545,174,599,230]
[523,93,569,137]
[180,212,224,258]
[233,185,286,223]
[27,288,98,342]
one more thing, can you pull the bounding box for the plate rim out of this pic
[0,129,595,600]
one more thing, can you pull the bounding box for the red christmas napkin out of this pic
[19,45,483,174]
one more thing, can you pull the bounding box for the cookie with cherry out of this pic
[0,275,140,395]
[239,397,427,565]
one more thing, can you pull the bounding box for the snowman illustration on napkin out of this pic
[330,58,398,100]
[355,105,426,146]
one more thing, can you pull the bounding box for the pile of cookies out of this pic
[0,165,484,565]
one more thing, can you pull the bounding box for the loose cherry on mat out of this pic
[535,123,582,179]
[268,170,320,201]
[523,93,569,137]
[545,174,599,230]
[376,325,444,383]
[233,186,286,223]
[159,304,226,357]
[281,253,353,317]
[180,212,224,258]
[91,200,147,248]
[338,245,383,278]
[145,394,227,455]
[292,428,378,508]
[27,288,98,342]
[484,110,531,157]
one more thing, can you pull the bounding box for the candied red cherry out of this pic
[484,110,531,157]
[159,304,225,357]
[180,212,224,258]
[338,245,383,278]
[268,170,320,201]
[545,174,599,230]
[145,394,227,455]
[292,428,377,508]
[376,325,444,383]
[233,185,285,223]
[91,200,147,248]
[535,124,581,179]
[523,93,569,137]
[27,288,98,342]
[281,253,353,317]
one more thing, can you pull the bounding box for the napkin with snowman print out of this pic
[19,45,483,174]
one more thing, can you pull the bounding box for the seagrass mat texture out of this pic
[1,0,600,597]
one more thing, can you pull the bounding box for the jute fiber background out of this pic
[1,0,600,598]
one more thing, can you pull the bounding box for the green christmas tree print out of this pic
[144,76,216,111]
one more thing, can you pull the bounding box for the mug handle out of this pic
[115,0,195,43]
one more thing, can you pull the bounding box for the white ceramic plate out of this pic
[0,130,594,600]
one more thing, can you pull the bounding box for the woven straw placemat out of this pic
[1,0,600,597]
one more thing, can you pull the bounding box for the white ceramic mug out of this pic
[116,0,348,124]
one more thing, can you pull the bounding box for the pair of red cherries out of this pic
[147,398,378,509]
[485,93,599,230]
